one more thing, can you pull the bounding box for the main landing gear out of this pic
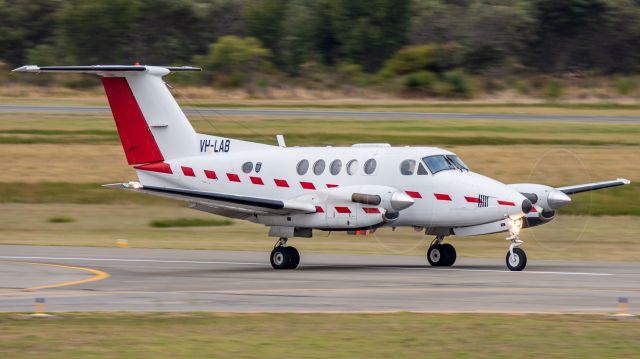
[270,237,300,270]
[427,236,456,267]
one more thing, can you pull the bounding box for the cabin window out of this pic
[330,159,342,175]
[423,155,456,174]
[446,155,470,171]
[242,161,253,173]
[313,159,326,175]
[255,162,262,173]
[417,162,429,175]
[297,159,309,175]
[347,159,359,175]
[400,159,416,175]
[364,158,377,175]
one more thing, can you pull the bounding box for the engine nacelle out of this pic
[508,183,571,211]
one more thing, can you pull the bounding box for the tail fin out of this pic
[13,65,201,165]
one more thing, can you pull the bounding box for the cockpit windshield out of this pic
[422,155,470,174]
[446,155,470,171]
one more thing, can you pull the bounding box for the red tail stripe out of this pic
[204,170,218,180]
[434,193,452,201]
[335,206,351,214]
[101,77,163,165]
[227,173,240,182]
[250,176,264,185]
[274,179,289,187]
[134,162,172,174]
[405,191,422,199]
[181,166,195,177]
[300,181,316,190]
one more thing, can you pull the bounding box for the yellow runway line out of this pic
[16,262,110,291]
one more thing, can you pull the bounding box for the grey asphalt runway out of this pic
[2,104,640,123]
[0,245,638,313]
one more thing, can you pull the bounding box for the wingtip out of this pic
[618,178,631,185]
[12,65,40,73]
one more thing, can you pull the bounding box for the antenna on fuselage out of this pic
[276,134,286,147]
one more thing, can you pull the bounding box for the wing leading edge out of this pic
[557,178,631,195]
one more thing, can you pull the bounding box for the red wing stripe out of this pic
[250,176,264,185]
[300,181,316,190]
[465,196,480,203]
[405,191,422,199]
[274,179,289,187]
[226,173,240,182]
[326,184,339,188]
[434,193,452,201]
[335,206,351,214]
[498,200,515,206]
[362,207,381,214]
[315,205,324,213]
[204,170,217,180]
[134,162,172,174]
[181,166,195,177]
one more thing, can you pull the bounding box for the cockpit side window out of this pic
[446,155,470,171]
[422,155,457,174]
[400,159,416,175]
[417,162,428,175]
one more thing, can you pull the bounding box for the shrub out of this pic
[403,71,437,92]
[614,77,638,96]
[438,70,474,98]
[48,216,75,223]
[150,218,233,228]
[543,80,563,100]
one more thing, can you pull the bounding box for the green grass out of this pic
[1,182,637,216]
[0,313,638,358]
[47,215,75,223]
[150,217,233,228]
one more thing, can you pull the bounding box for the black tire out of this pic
[506,247,527,271]
[441,243,456,266]
[427,244,449,267]
[285,247,300,269]
[270,247,289,270]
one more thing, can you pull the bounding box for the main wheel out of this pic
[427,244,449,267]
[270,247,288,269]
[285,247,300,269]
[506,247,527,271]
[441,243,456,266]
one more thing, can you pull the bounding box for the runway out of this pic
[0,245,638,313]
[2,104,640,123]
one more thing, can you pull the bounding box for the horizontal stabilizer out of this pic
[13,65,200,74]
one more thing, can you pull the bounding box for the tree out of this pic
[194,35,273,86]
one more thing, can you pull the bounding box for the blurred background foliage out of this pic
[3,0,640,97]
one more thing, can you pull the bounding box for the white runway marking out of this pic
[0,255,612,276]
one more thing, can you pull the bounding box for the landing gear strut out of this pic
[270,237,300,270]
[505,218,527,271]
[427,236,456,267]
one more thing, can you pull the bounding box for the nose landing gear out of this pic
[427,236,456,267]
[270,237,300,270]
[505,217,527,271]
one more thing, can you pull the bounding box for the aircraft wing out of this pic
[556,178,631,195]
[103,183,317,218]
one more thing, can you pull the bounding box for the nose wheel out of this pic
[427,237,456,267]
[270,237,300,270]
